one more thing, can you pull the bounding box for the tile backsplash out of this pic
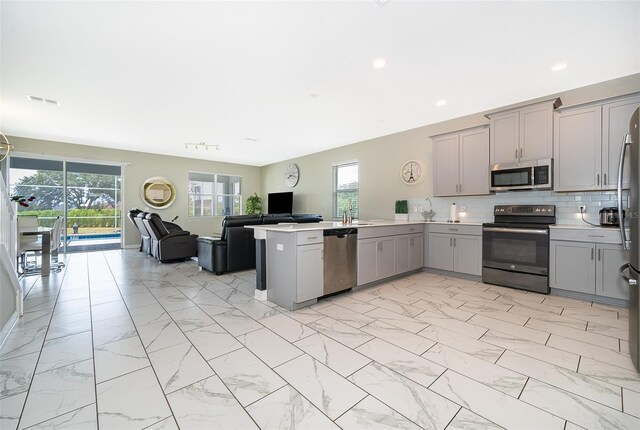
[408,190,629,225]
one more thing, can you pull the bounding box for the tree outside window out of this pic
[333,161,358,219]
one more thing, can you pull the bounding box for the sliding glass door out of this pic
[9,156,122,252]
[65,162,122,252]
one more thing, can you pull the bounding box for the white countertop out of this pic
[550,224,626,231]
[248,219,482,233]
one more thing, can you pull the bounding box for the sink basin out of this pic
[422,210,436,222]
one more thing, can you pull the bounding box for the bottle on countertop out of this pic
[342,211,347,224]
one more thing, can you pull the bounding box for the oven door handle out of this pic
[482,227,548,235]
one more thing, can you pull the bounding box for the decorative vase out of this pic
[395,213,409,221]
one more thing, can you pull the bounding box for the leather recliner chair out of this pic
[127,209,144,252]
[129,209,185,254]
[197,213,323,275]
[200,215,264,275]
[134,212,152,254]
[143,213,198,262]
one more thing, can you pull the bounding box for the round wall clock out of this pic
[400,160,425,185]
[284,163,300,187]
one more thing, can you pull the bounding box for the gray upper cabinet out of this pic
[489,100,557,165]
[490,111,519,164]
[602,96,640,190]
[554,105,602,191]
[433,126,489,197]
[433,133,459,196]
[554,94,640,192]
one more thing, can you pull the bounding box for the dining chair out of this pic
[17,215,42,274]
[49,216,65,271]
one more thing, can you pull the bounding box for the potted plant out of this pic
[395,199,409,221]
[246,192,263,215]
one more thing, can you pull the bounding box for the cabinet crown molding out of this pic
[484,97,562,119]
[429,124,488,139]
[555,92,640,112]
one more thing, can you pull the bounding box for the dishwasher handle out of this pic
[323,228,358,238]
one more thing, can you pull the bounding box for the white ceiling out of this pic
[1,1,639,167]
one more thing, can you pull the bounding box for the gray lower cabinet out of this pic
[296,243,324,302]
[427,232,482,276]
[267,231,324,310]
[550,240,629,300]
[357,236,396,286]
[396,233,424,273]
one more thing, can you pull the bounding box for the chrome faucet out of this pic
[422,198,436,221]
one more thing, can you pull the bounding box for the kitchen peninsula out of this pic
[251,220,425,310]
[251,219,480,310]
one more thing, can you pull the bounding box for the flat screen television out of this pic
[268,192,293,214]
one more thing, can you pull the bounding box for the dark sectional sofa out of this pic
[198,213,323,275]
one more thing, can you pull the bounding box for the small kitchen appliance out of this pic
[599,207,622,227]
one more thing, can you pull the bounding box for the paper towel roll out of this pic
[450,203,458,222]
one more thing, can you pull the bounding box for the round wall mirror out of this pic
[141,176,177,209]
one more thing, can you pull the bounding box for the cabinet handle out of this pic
[588,235,605,238]
[307,236,318,240]
[450,238,453,247]
[453,238,457,247]
[597,174,600,186]
[520,148,523,158]
[410,238,414,246]
[603,173,607,186]
[448,228,459,231]
[598,248,601,261]
[591,248,594,260]
[515,148,518,160]
[459,184,463,193]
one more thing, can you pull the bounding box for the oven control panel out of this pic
[494,205,556,216]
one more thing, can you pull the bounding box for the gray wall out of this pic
[261,73,640,220]
[7,137,262,247]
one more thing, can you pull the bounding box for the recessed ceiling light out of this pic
[26,95,61,105]
[436,99,447,106]
[244,137,258,142]
[309,93,319,98]
[373,58,387,69]
[551,62,568,72]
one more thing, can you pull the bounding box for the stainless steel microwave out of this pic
[489,159,553,191]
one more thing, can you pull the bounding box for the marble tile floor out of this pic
[1,249,639,429]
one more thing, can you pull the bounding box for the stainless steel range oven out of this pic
[482,205,556,294]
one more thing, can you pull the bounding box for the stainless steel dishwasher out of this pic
[323,228,358,295]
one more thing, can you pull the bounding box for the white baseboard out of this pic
[0,312,18,350]
[254,290,267,301]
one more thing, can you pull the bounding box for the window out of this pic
[333,161,358,219]
[188,172,242,217]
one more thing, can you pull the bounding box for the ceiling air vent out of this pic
[26,95,61,105]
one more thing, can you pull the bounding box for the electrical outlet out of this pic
[460,206,467,212]
[579,205,587,212]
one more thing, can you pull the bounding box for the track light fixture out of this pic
[184,142,220,151]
